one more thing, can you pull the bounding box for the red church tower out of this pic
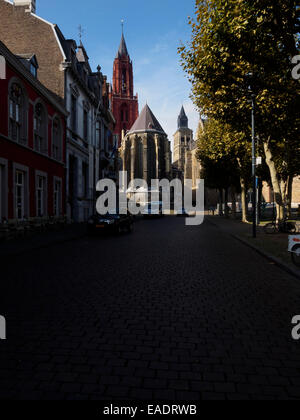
[111,30,139,146]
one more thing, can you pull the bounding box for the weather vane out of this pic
[78,25,84,43]
[121,19,124,34]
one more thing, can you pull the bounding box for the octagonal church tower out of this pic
[119,104,171,184]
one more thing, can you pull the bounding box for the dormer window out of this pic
[30,62,37,78]
[15,53,39,78]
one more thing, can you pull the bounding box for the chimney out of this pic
[14,0,36,13]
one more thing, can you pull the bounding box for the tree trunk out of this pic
[231,187,237,219]
[280,179,288,219]
[287,176,293,219]
[236,158,248,223]
[224,188,229,218]
[263,141,285,221]
[240,177,248,223]
[218,189,223,216]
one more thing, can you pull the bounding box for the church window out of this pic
[122,69,127,93]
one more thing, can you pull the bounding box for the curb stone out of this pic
[0,229,87,259]
[207,217,300,281]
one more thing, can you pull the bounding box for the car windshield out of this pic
[100,214,121,219]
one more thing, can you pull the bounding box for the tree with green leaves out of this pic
[180,0,300,220]
[197,118,251,221]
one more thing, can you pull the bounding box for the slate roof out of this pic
[128,104,166,135]
[116,33,129,58]
[178,105,188,129]
[179,106,187,118]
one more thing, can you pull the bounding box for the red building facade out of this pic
[110,33,139,146]
[0,41,67,222]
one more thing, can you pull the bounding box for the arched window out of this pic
[52,117,62,161]
[122,68,127,94]
[34,102,47,154]
[9,82,27,145]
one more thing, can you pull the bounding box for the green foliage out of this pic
[197,118,250,190]
[179,0,300,189]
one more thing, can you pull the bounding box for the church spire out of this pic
[178,106,188,129]
[116,22,129,58]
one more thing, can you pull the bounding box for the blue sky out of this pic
[37,0,199,147]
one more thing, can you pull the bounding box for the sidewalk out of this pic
[206,215,300,279]
[0,224,87,258]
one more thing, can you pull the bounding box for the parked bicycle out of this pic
[264,218,298,235]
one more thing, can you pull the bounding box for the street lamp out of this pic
[246,72,257,238]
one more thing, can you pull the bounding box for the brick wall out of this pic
[262,178,300,205]
[0,0,65,98]
[293,177,300,204]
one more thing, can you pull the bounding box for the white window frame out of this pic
[8,80,28,146]
[35,170,48,217]
[34,102,48,155]
[13,164,29,220]
[0,158,8,222]
[53,177,62,217]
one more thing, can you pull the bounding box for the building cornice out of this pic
[0,133,66,167]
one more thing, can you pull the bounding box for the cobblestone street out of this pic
[0,216,300,400]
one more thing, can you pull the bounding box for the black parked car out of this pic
[87,213,134,235]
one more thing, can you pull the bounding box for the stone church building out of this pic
[119,104,172,184]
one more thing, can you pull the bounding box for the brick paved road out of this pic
[0,217,300,400]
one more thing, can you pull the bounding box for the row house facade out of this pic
[0,0,116,222]
[0,40,67,222]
